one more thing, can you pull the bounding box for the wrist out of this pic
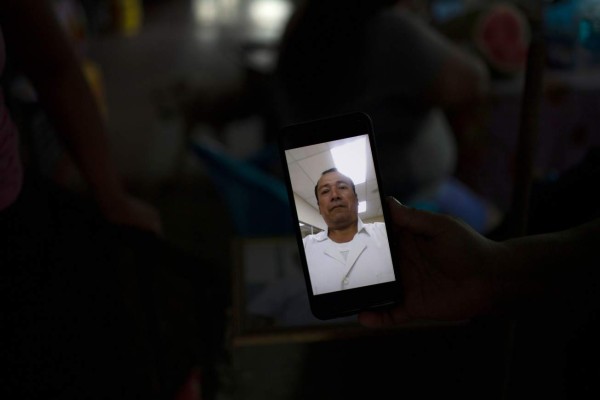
[486,240,518,316]
[487,239,549,317]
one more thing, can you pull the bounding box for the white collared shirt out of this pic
[303,219,396,295]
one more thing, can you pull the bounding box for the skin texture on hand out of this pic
[359,197,503,327]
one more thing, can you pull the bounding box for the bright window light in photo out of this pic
[331,137,367,185]
[358,201,367,213]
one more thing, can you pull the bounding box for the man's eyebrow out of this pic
[318,180,349,190]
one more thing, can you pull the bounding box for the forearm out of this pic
[33,64,126,207]
[493,219,600,312]
[505,219,598,278]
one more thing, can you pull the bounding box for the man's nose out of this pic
[330,187,341,199]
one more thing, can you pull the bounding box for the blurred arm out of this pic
[0,0,161,233]
[0,0,124,208]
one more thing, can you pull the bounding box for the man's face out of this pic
[316,171,358,230]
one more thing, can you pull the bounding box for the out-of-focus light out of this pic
[193,0,218,23]
[248,0,293,34]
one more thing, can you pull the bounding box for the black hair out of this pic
[314,167,357,202]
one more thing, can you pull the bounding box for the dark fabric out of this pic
[1,174,226,399]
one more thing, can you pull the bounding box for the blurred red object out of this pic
[474,2,531,77]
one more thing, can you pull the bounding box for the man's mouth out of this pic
[330,204,345,211]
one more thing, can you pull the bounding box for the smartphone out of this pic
[278,112,403,320]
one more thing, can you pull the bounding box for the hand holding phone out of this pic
[278,112,404,320]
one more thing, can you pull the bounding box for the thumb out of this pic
[387,197,444,237]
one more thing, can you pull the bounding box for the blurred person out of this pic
[0,1,226,398]
[276,0,500,233]
[0,0,160,232]
[305,168,395,295]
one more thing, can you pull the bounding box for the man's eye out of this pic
[320,189,329,195]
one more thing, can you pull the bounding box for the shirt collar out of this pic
[315,218,368,242]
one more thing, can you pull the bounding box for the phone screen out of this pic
[279,112,402,319]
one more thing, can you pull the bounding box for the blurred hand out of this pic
[359,197,504,328]
[100,192,163,236]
